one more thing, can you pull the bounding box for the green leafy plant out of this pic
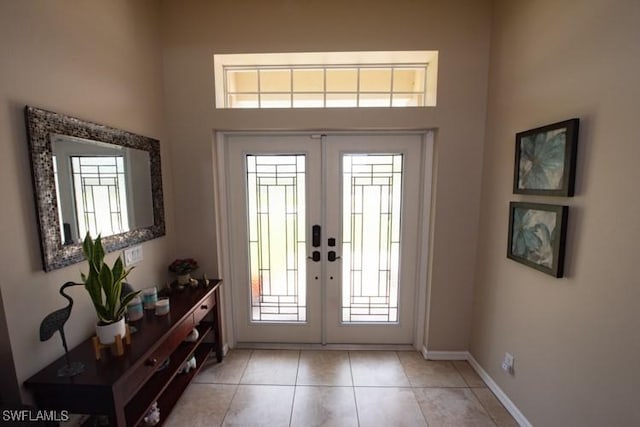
[81,233,140,325]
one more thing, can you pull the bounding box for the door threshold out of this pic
[234,342,416,351]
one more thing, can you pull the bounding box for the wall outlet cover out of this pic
[124,245,143,266]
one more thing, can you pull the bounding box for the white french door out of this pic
[224,133,424,344]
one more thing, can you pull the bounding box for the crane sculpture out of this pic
[39,281,85,377]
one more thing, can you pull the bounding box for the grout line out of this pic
[451,359,475,388]
[410,386,430,426]
[348,351,361,426]
[394,350,412,386]
[236,349,254,384]
[288,350,302,426]
[448,359,501,427]
[469,387,501,427]
[219,383,240,426]
[219,349,252,426]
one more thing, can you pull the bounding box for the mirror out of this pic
[25,106,165,271]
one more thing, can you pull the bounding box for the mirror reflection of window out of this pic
[52,156,68,244]
[52,134,153,244]
[71,156,130,240]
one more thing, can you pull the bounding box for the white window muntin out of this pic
[214,51,438,108]
[223,64,428,109]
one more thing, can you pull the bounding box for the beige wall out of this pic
[472,0,640,425]
[0,1,174,400]
[160,0,491,351]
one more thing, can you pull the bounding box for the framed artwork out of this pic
[507,202,568,278]
[513,118,579,196]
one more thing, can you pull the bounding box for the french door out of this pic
[225,133,424,344]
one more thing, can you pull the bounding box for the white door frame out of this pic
[213,130,435,351]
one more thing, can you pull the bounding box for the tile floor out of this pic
[164,350,519,427]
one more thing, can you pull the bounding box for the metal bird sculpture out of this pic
[39,281,85,377]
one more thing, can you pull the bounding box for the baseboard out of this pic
[419,347,531,427]
[222,343,230,356]
[236,342,415,351]
[422,347,469,360]
[467,354,532,427]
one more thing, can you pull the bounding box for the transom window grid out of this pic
[342,154,403,323]
[246,155,307,322]
[224,64,428,109]
[71,156,129,240]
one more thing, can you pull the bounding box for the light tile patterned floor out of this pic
[165,350,519,427]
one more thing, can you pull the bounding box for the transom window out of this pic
[214,51,438,109]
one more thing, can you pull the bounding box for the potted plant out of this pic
[168,258,199,285]
[81,233,140,345]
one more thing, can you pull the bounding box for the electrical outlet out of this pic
[123,245,143,266]
[501,352,514,374]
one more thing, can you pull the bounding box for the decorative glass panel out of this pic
[247,155,306,322]
[342,154,403,323]
[71,156,129,239]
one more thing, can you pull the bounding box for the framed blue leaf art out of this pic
[513,119,579,196]
[507,202,568,278]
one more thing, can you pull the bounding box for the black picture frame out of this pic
[513,118,579,196]
[507,202,568,278]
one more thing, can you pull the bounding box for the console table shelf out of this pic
[125,322,213,426]
[25,281,223,427]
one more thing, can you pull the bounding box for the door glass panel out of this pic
[342,154,403,323]
[246,155,307,322]
[71,156,129,239]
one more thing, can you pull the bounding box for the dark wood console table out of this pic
[25,280,223,426]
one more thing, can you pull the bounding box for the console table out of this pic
[25,280,223,426]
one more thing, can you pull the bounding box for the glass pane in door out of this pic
[246,155,307,322]
[342,154,403,322]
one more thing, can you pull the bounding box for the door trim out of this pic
[214,130,435,350]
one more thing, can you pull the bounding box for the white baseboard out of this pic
[467,354,532,427]
[422,347,469,360]
[420,347,531,427]
[222,343,230,356]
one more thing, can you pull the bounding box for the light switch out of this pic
[124,245,143,266]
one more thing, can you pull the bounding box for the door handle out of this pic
[328,251,341,262]
[307,251,321,262]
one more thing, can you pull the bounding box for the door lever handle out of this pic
[328,251,341,262]
[307,251,321,262]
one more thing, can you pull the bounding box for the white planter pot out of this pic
[96,317,126,345]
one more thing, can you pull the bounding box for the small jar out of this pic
[127,296,143,321]
[142,287,158,310]
[155,298,170,316]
